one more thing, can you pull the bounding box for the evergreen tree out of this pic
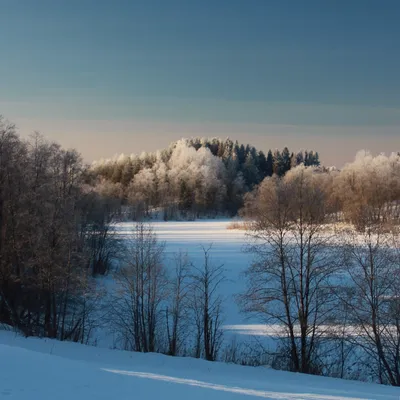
[217,140,225,158]
[313,151,321,166]
[273,150,284,176]
[257,150,268,178]
[304,150,309,166]
[266,150,274,177]
[250,146,257,160]
[238,144,246,165]
[242,153,259,188]
[209,138,220,156]
[281,147,291,174]
[222,138,234,161]
[296,151,304,166]
[290,152,297,169]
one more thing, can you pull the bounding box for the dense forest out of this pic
[89,138,320,218]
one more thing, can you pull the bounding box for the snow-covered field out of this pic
[1,329,398,400]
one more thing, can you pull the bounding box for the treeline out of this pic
[89,138,320,218]
[243,150,400,229]
[0,117,120,340]
[240,152,400,385]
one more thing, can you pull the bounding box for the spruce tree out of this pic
[281,147,291,174]
[273,150,284,176]
[266,150,274,177]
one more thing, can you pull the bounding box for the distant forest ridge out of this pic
[89,137,321,217]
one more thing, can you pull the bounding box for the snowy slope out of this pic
[0,330,398,400]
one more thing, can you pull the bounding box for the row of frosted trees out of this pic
[90,138,320,218]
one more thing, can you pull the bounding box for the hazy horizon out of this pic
[8,115,399,167]
[1,1,399,167]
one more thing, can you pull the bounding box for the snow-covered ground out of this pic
[1,329,398,400]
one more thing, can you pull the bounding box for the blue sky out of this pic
[0,0,399,164]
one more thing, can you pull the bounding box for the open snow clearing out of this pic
[0,330,398,400]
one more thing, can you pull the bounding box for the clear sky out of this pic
[0,0,399,166]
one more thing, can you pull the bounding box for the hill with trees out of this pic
[89,138,320,219]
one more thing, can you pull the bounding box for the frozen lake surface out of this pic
[116,220,255,328]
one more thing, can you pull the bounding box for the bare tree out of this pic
[79,189,121,276]
[111,223,168,352]
[165,250,191,356]
[240,166,340,374]
[338,224,400,386]
[0,117,28,328]
[191,245,225,361]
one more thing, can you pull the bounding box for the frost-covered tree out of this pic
[333,151,400,229]
[127,168,157,218]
